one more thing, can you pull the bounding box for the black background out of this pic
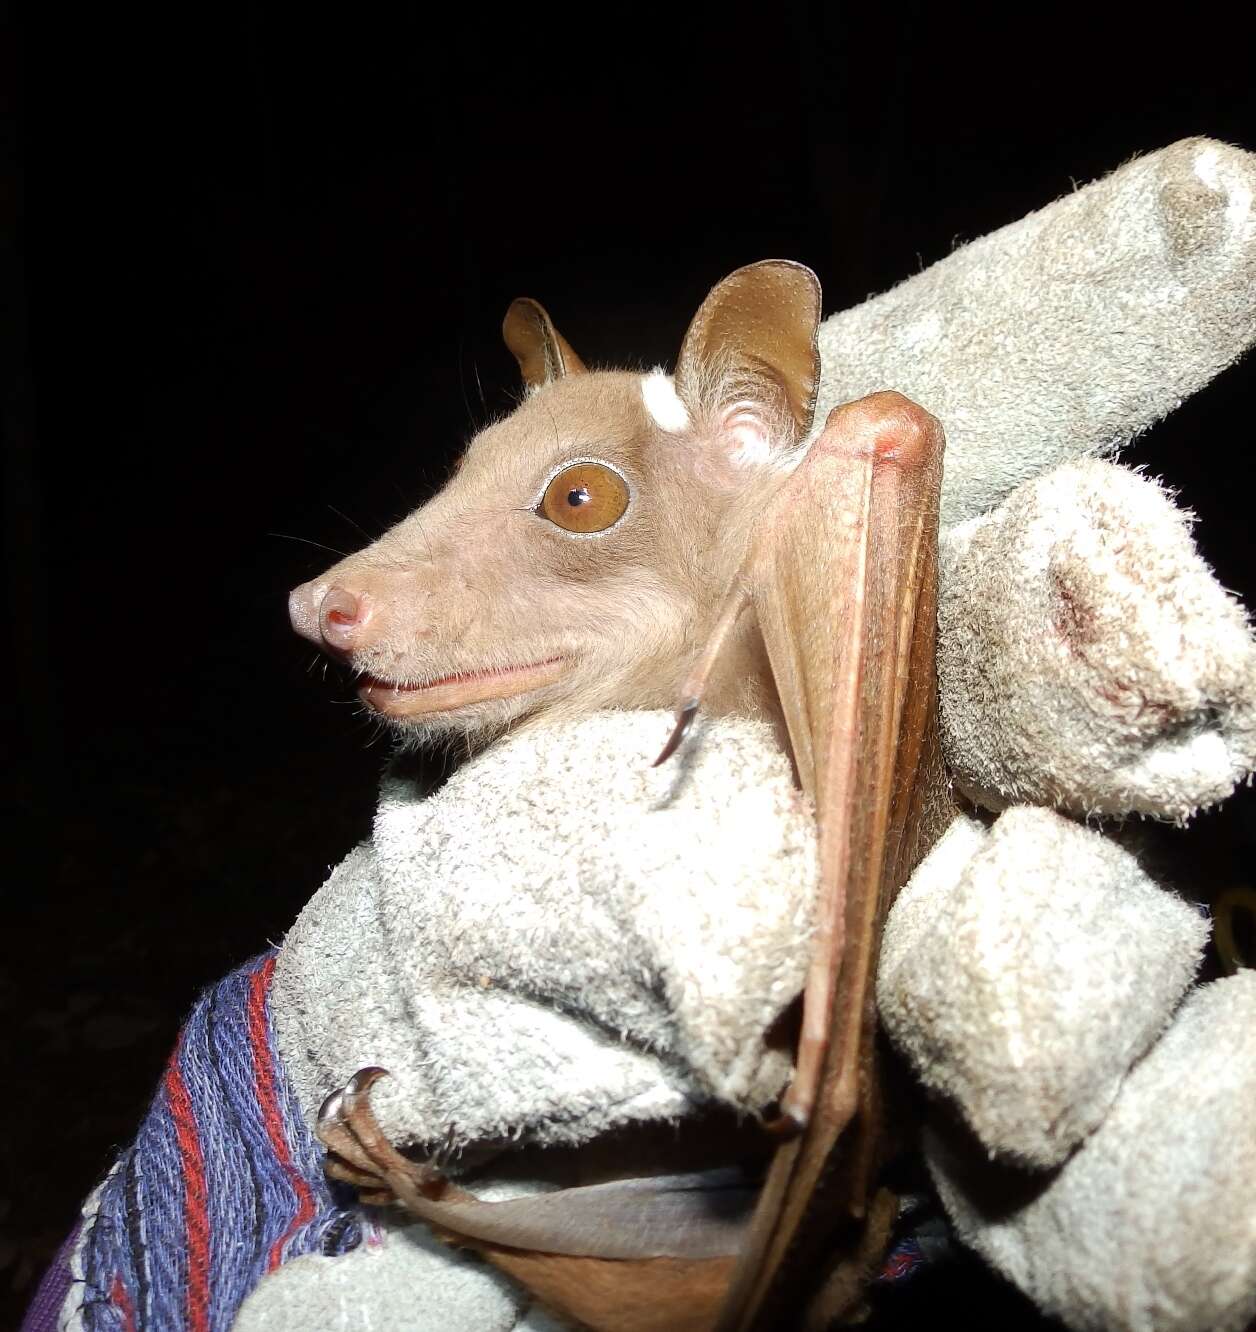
[5,3,1256,1326]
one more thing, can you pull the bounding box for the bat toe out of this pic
[316,1066,449,1213]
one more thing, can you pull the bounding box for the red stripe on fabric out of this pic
[109,1274,137,1332]
[164,1048,211,1332]
[246,955,318,1270]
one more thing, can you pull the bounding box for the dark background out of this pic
[4,3,1256,1326]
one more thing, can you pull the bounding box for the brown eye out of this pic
[540,462,630,534]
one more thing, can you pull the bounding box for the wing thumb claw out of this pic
[653,700,700,766]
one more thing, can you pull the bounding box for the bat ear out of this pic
[502,297,588,388]
[674,261,821,462]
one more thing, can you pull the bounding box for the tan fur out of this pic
[292,264,925,1330]
[291,263,825,753]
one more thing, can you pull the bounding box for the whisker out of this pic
[269,532,350,558]
[326,505,375,543]
[413,517,434,562]
[540,396,562,452]
[457,337,477,431]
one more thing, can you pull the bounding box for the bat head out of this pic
[289,261,822,748]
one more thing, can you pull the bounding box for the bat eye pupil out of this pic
[540,462,630,534]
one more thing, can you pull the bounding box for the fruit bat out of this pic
[291,261,953,1329]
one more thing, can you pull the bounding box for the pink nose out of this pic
[288,582,368,653]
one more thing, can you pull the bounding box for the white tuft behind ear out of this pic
[640,370,691,433]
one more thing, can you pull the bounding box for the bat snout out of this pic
[288,580,326,645]
[289,580,372,655]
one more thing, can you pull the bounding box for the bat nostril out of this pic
[319,586,368,650]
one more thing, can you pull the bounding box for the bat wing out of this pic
[712,392,952,1329]
[320,392,951,1331]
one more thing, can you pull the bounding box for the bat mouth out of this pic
[358,657,568,718]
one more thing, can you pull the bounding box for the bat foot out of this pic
[316,1066,455,1214]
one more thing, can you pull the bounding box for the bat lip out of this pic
[357,657,568,717]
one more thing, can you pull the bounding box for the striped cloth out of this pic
[23,953,944,1331]
[22,953,365,1332]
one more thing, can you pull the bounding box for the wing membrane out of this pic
[717,394,949,1329]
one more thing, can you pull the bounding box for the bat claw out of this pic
[433,1122,459,1171]
[653,699,700,766]
[654,578,752,769]
[345,1066,391,1099]
[317,1087,345,1125]
[315,1066,448,1213]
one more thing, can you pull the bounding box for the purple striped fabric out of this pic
[21,953,364,1332]
[19,1222,81,1332]
[23,954,946,1332]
